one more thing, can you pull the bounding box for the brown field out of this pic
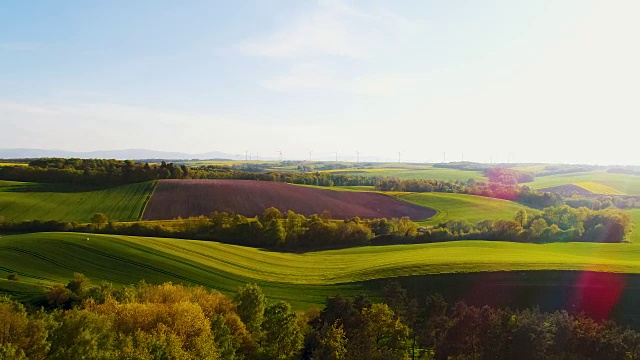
[142,179,436,221]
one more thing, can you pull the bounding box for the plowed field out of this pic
[142,179,435,220]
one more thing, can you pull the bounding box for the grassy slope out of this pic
[529,171,640,195]
[3,232,640,308]
[573,182,626,195]
[626,209,640,243]
[397,192,530,225]
[321,166,486,182]
[0,181,156,222]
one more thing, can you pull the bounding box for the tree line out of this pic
[2,275,640,359]
[3,158,639,210]
[375,177,640,210]
[0,159,373,187]
[1,205,631,249]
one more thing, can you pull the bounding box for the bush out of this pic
[7,273,19,281]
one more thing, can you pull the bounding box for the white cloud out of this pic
[237,2,371,59]
[263,63,423,96]
[237,0,419,60]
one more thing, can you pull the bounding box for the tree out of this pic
[359,303,409,359]
[529,218,548,239]
[514,209,528,228]
[261,301,303,360]
[234,284,266,337]
[91,213,108,229]
[263,219,286,247]
[313,321,347,360]
[259,207,283,226]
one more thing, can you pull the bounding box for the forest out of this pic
[2,275,639,360]
[0,159,373,187]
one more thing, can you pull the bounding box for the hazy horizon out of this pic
[2,1,639,165]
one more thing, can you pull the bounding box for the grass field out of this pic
[3,232,640,308]
[529,171,640,195]
[573,182,627,195]
[0,181,156,222]
[626,209,640,243]
[321,166,487,182]
[397,192,531,225]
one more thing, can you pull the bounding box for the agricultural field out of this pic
[4,232,640,310]
[573,182,627,195]
[321,166,486,182]
[0,162,27,167]
[626,209,640,243]
[0,180,156,222]
[528,171,640,195]
[397,192,532,225]
[142,179,435,220]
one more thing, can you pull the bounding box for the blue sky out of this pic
[1,0,638,164]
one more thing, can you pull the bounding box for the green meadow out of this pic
[528,171,640,195]
[2,232,640,308]
[322,166,486,182]
[397,192,530,225]
[0,180,156,222]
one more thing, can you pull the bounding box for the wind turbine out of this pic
[397,152,401,163]
[309,150,313,161]
[335,151,338,162]
[277,150,283,161]
[244,149,248,161]
[356,150,360,163]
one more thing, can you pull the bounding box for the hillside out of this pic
[0,180,155,222]
[142,179,436,220]
[3,233,640,308]
[397,192,531,225]
[321,166,486,182]
[529,171,640,195]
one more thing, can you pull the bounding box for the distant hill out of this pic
[0,148,236,160]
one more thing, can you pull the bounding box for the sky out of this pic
[1,0,639,164]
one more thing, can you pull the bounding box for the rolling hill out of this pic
[529,171,640,196]
[142,179,436,220]
[0,180,155,222]
[320,166,487,182]
[397,192,532,225]
[3,232,640,308]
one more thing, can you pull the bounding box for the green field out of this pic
[626,209,640,243]
[397,192,531,225]
[3,232,640,308]
[0,181,156,222]
[529,171,640,195]
[322,166,487,182]
[573,181,627,195]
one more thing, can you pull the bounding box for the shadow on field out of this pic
[362,271,640,330]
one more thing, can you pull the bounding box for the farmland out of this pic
[573,181,627,195]
[321,166,487,182]
[4,232,640,312]
[397,192,531,225]
[529,171,640,195]
[0,180,155,222]
[142,179,435,220]
[627,209,640,243]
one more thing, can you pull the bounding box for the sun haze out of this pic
[1,0,638,164]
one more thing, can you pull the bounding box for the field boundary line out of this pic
[137,180,158,221]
